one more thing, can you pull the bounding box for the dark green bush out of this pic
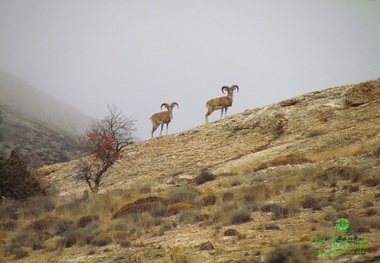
[0,151,45,200]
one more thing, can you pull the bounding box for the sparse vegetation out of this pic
[1,79,380,262]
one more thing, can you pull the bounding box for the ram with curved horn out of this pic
[205,85,239,123]
[150,102,179,139]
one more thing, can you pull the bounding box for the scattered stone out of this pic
[199,241,214,250]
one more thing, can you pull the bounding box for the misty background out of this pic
[1,0,379,140]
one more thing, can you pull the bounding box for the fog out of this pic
[1,0,379,140]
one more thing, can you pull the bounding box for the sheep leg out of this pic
[151,124,158,139]
[159,124,164,136]
[166,123,169,135]
[205,109,213,124]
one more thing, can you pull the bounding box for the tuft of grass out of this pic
[195,169,216,185]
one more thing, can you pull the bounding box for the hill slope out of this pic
[0,72,92,166]
[43,78,380,195]
[27,78,380,262]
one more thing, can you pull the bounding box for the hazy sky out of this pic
[1,1,379,140]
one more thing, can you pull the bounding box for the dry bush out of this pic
[301,195,322,210]
[365,208,377,216]
[178,210,198,224]
[91,233,112,247]
[167,187,199,204]
[265,243,316,263]
[256,153,311,171]
[230,209,251,225]
[362,175,380,187]
[77,215,100,228]
[243,184,272,203]
[313,166,363,187]
[112,196,165,218]
[372,146,380,157]
[202,194,217,206]
[363,201,374,208]
[195,169,216,185]
[150,205,167,218]
[222,192,234,202]
[261,203,289,220]
[348,216,370,233]
[167,203,195,215]
[20,195,56,218]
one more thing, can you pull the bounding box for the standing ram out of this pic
[150,102,179,139]
[205,85,239,123]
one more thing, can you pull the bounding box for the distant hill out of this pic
[0,71,92,167]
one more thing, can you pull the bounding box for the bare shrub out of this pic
[230,209,251,225]
[178,210,198,224]
[77,215,100,228]
[202,194,217,206]
[314,166,363,186]
[167,187,199,204]
[301,195,322,210]
[261,203,289,220]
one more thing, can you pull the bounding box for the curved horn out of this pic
[221,86,230,94]
[161,103,170,110]
[170,102,179,109]
[231,85,239,93]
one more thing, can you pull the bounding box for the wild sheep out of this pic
[150,102,179,139]
[205,85,239,123]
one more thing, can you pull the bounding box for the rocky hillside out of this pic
[9,78,380,262]
[42,78,380,197]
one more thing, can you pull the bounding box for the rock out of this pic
[200,241,214,250]
[345,80,380,107]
